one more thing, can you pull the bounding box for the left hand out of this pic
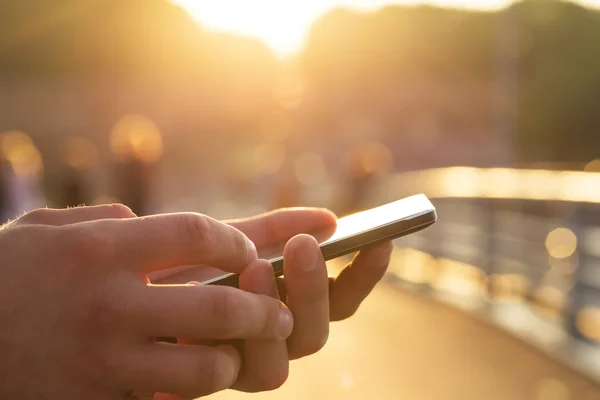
[150,208,394,394]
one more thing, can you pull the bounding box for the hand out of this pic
[151,208,394,392]
[0,205,293,400]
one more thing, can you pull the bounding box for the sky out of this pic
[172,0,600,57]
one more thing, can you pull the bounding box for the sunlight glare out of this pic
[171,0,511,57]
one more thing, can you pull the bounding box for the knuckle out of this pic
[230,226,247,256]
[262,299,283,337]
[177,213,214,248]
[197,351,237,395]
[210,288,244,337]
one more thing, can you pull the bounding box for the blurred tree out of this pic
[512,0,600,163]
[300,0,600,165]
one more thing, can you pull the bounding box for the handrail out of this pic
[368,166,600,383]
[382,167,600,203]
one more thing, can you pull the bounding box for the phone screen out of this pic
[257,194,435,261]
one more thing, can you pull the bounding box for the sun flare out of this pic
[172,0,513,57]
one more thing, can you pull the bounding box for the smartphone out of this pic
[204,193,437,287]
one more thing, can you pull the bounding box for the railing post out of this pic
[483,198,498,301]
[565,202,587,342]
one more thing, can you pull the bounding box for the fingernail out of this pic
[278,303,294,339]
[295,240,318,272]
[246,238,258,263]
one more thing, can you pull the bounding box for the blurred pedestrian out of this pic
[59,165,89,208]
[113,155,150,216]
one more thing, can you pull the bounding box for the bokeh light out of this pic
[531,285,566,317]
[576,307,600,343]
[545,228,577,260]
[489,273,531,301]
[0,131,43,178]
[110,114,163,163]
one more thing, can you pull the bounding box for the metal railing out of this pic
[368,167,600,381]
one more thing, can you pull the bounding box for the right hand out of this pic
[0,205,293,400]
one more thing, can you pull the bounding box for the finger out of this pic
[134,284,293,340]
[17,204,136,226]
[69,213,258,274]
[175,282,217,348]
[282,234,330,360]
[329,241,393,321]
[226,208,337,248]
[233,259,290,392]
[120,343,240,398]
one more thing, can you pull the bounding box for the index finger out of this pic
[226,208,337,248]
[68,213,257,274]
